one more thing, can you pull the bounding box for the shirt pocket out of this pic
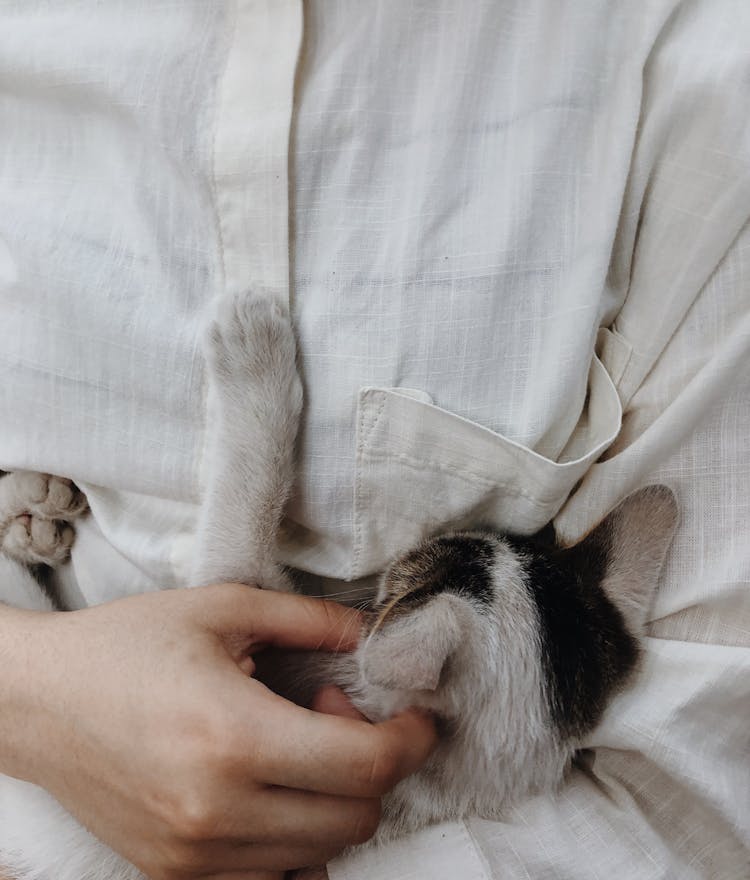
[350,346,622,580]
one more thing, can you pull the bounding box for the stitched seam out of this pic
[605,323,635,391]
[351,391,386,579]
[359,449,587,503]
[362,390,388,447]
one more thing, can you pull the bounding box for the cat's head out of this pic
[355,486,678,745]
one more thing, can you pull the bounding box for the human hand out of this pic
[0,585,436,879]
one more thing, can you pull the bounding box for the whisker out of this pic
[303,587,376,601]
[311,604,365,653]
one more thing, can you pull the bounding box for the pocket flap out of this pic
[351,352,621,579]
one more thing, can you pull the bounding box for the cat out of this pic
[0,291,678,878]
[258,484,678,845]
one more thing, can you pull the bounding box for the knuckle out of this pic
[148,840,201,877]
[181,708,246,776]
[169,789,220,842]
[157,724,244,843]
[173,808,214,844]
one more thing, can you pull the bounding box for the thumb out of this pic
[197,584,363,653]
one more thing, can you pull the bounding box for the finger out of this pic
[256,698,437,797]
[177,838,344,873]
[200,585,363,653]
[312,685,367,720]
[219,788,380,848]
[229,840,348,871]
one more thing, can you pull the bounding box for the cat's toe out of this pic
[29,516,74,565]
[239,292,287,329]
[41,476,88,519]
[3,514,33,557]
[30,517,59,554]
[244,298,297,374]
[14,471,49,505]
[212,290,291,347]
[34,476,87,521]
[57,523,76,556]
[2,514,76,566]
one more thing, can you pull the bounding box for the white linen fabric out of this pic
[0,1,748,878]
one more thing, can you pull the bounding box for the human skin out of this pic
[286,685,374,880]
[0,584,436,879]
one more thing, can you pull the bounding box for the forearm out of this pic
[0,601,54,783]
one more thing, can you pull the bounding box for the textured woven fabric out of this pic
[0,2,748,877]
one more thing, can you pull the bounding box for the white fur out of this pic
[0,554,56,613]
[256,538,570,844]
[0,775,141,880]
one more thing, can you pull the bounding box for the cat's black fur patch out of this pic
[388,535,495,608]
[506,526,639,739]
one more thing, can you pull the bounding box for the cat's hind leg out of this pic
[0,472,88,566]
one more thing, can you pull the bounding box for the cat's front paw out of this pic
[23,473,88,521]
[206,292,301,400]
[2,513,75,566]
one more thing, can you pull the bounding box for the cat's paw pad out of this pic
[2,513,75,566]
[206,291,298,385]
[27,474,88,520]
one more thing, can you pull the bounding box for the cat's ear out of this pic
[362,595,463,692]
[568,485,678,634]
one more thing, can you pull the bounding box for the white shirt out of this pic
[0,2,748,878]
